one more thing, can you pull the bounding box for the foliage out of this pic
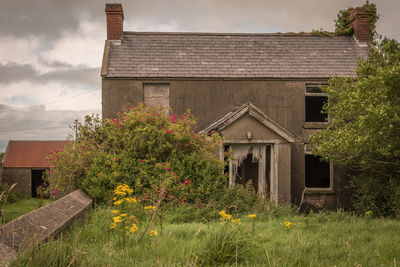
[311,29,334,37]
[216,182,260,214]
[197,223,256,266]
[309,38,400,216]
[334,1,379,42]
[48,104,226,205]
[11,207,400,266]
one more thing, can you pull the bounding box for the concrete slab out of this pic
[0,189,92,255]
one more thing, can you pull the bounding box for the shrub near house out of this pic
[48,104,227,204]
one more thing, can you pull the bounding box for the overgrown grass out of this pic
[11,207,400,266]
[2,198,54,224]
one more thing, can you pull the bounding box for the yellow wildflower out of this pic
[112,209,119,215]
[284,221,292,229]
[120,213,128,217]
[130,224,139,233]
[231,219,241,224]
[149,230,158,237]
[144,205,157,211]
[110,222,117,229]
[248,214,257,219]
[124,197,137,203]
[218,210,232,220]
[113,216,122,223]
[114,184,134,197]
[113,199,124,206]
[365,210,372,215]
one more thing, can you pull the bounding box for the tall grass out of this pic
[11,207,400,266]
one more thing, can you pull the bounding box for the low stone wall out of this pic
[0,189,92,265]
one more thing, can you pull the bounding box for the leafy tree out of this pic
[309,38,400,216]
[48,104,227,204]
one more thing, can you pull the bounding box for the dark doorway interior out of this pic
[31,169,45,197]
[238,154,259,192]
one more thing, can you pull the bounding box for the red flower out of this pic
[51,187,57,196]
[143,196,147,200]
[198,204,201,209]
[166,167,170,171]
[195,198,200,203]
[113,158,117,162]
[184,179,190,185]
[179,182,182,185]
[180,198,185,202]
[168,195,173,199]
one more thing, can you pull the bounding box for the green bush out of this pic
[216,182,260,214]
[48,104,227,205]
[350,173,400,216]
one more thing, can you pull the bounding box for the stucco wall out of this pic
[1,168,31,196]
[102,78,350,207]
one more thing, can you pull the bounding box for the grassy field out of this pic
[11,206,400,266]
[1,198,54,224]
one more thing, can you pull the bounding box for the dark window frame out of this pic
[304,145,333,190]
[305,85,328,123]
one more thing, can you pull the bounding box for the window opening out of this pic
[305,85,328,122]
[305,154,330,188]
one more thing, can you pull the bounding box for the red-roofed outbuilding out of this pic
[1,140,70,197]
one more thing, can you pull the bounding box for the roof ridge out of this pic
[123,31,339,37]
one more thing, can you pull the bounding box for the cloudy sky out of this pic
[0,0,398,152]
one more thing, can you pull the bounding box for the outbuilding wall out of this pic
[1,168,31,196]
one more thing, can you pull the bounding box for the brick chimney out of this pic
[105,4,124,40]
[350,7,371,43]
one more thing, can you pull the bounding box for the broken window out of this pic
[143,83,169,113]
[305,85,327,122]
[305,154,330,188]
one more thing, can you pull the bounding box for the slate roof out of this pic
[104,32,369,79]
[3,140,70,168]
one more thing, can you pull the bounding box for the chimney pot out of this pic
[350,7,371,43]
[105,3,124,40]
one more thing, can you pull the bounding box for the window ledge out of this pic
[304,188,335,195]
[303,122,329,129]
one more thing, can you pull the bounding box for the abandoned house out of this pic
[1,140,69,197]
[101,4,371,209]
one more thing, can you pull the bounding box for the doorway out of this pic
[229,145,271,195]
[31,169,46,197]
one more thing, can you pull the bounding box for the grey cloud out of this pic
[0,62,37,83]
[0,104,100,151]
[1,0,398,41]
[0,0,103,40]
[36,67,101,87]
[0,62,100,87]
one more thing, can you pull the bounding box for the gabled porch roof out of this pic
[199,102,295,143]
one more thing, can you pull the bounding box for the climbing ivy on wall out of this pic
[334,1,379,42]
